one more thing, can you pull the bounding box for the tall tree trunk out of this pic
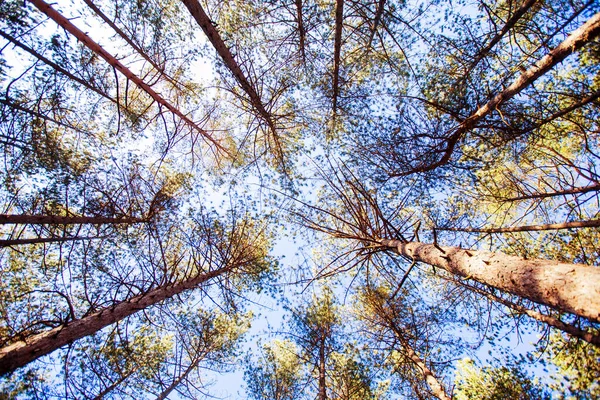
[0,214,145,225]
[331,0,344,119]
[396,335,451,400]
[155,354,203,400]
[457,281,600,346]
[295,0,306,62]
[378,240,600,322]
[180,0,281,144]
[438,219,600,233]
[28,0,226,153]
[0,266,228,376]
[400,11,600,176]
[317,334,327,400]
[366,0,386,51]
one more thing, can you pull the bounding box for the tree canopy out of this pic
[1,0,599,398]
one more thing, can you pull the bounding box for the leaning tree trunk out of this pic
[0,267,229,376]
[378,240,600,323]
[28,0,225,153]
[403,11,600,175]
[437,219,600,233]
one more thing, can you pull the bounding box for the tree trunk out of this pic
[295,0,306,62]
[0,266,228,376]
[401,11,600,176]
[438,219,600,233]
[396,336,451,400]
[366,0,386,51]
[0,214,145,225]
[318,334,327,400]
[331,0,344,118]
[28,0,225,153]
[379,240,600,322]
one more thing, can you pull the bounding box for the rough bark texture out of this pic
[402,11,600,176]
[0,267,226,376]
[28,0,225,152]
[0,214,145,225]
[379,240,600,322]
[318,333,327,400]
[438,219,600,233]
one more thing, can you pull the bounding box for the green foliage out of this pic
[454,358,551,400]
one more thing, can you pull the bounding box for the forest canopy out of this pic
[0,0,599,398]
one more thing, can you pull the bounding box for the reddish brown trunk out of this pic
[379,240,600,322]
[402,11,600,176]
[28,0,225,153]
[366,0,386,51]
[0,267,227,376]
[318,334,327,400]
[0,214,145,225]
[438,219,600,233]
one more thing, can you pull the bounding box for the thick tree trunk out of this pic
[402,11,600,176]
[438,219,600,233]
[379,240,600,322]
[458,282,600,346]
[0,267,227,376]
[0,214,145,225]
[28,0,225,153]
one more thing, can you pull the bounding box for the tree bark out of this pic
[400,11,600,176]
[366,0,386,51]
[438,219,600,233]
[28,0,225,153]
[0,214,145,225]
[0,267,228,376]
[379,240,600,322]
